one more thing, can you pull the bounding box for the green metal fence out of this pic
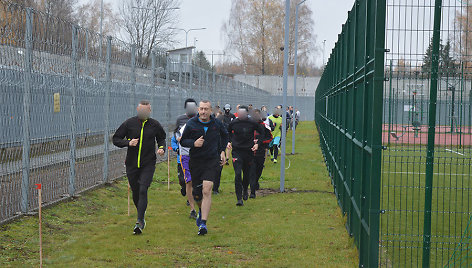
[316,0,471,267]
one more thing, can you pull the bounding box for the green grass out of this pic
[0,122,358,267]
[380,144,472,267]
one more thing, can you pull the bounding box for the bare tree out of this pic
[35,0,78,22]
[76,0,118,37]
[119,0,180,67]
[222,0,316,76]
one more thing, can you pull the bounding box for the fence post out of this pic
[131,44,136,113]
[151,50,157,86]
[189,63,193,91]
[280,0,291,193]
[69,25,79,196]
[367,0,387,266]
[166,57,172,130]
[422,0,443,267]
[178,61,182,90]
[21,7,33,213]
[103,36,112,183]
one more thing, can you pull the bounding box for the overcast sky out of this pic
[101,0,354,67]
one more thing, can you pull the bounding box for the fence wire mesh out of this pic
[381,0,472,267]
[316,0,472,267]
[0,0,270,224]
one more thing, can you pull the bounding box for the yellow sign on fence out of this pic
[53,93,60,113]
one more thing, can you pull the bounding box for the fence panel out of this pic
[315,0,387,266]
[0,0,270,224]
[380,0,472,267]
[317,0,472,267]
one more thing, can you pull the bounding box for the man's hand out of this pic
[129,138,139,147]
[251,143,259,152]
[157,149,165,156]
[220,151,226,166]
[194,136,204,147]
[177,136,181,142]
[227,142,232,150]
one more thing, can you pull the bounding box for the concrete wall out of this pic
[234,74,319,97]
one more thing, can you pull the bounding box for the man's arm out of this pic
[227,121,234,143]
[155,122,167,152]
[254,121,265,146]
[219,121,229,153]
[112,121,130,148]
[180,122,195,148]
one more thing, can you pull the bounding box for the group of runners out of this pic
[113,99,290,236]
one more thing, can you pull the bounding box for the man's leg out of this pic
[137,165,155,222]
[241,152,250,199]
[177,163,186,197]
[137,183,149,221]
[186,181,195,211]
[200,180,213,221]
[248,154,257,196]
[126,168,140,211]
[181,156,195,213]
[213,164,222,193]
[232,150,244,202]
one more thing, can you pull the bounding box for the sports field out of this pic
[380,143,472,267]
[0,122,358,267]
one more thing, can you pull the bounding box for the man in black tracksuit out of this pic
[228,105,264,206]
[174,98,198,219]
[252,109,273,191]
[180,100,228,235]
[113,100,166,235]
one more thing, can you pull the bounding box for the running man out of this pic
[174,98,198,219]
[113,100,166,235]
[252,109,273,190]
[180,100,228,235]
[268,108,283,163]
[222,104,236,164]
[227,105,264,205]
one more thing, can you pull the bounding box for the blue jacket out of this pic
[180,114,228,160]
[171,135,180,164]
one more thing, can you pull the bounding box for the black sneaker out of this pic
[189,210,197,220]
[236,199,244,206]
[133,219,145,235]
[243,192,248,201]
[212,190,219,195]
[249,193,256,199]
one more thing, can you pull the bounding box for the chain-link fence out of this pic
[0,1,270,224]
[316,0,472,267]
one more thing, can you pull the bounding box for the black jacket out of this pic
[174,113,195,134]
[180,114,229,160]
[113,116,166,168]
[223,112,236,127]
[228,118,264,151]
[255,120,273,155]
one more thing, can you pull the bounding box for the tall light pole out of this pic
[292,0,307,155]
[169,27,206,47]
[280,0,290,193]
[100,0,103,60]
[322,39,327,66]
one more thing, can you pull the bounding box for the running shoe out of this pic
[189,209,197,220]
[196,211,202,227]
[198,223,208,235]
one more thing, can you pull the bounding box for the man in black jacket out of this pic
[227,105,264,206]
[180,100,228,235]
[174,98,198,219]
[252,109,273,190]
[113,100,166,235]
